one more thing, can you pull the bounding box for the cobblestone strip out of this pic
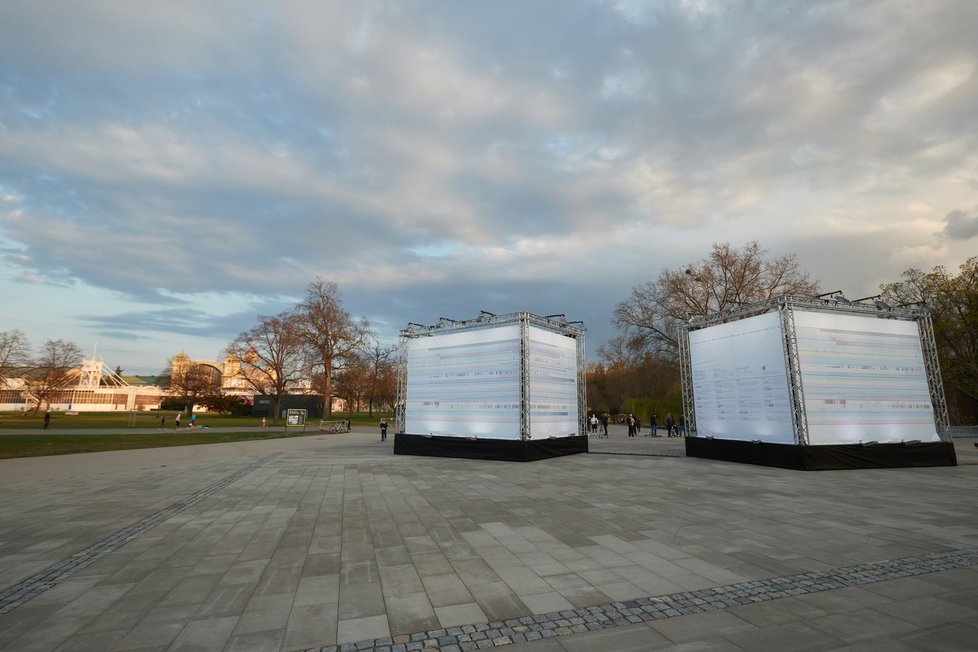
[0,454,276,615]
[305,548,978,652]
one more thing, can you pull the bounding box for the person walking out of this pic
[600,413,609,438]
[160,415,166,429]
[174,412,182,429]
[43,409,51,430]
[665,413,675,437]
[380,419,388,442]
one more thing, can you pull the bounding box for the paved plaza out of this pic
[1,426,977,651]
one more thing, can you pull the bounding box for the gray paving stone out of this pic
[2,434,978,652]
[283,602,338,651]
[339,581,386,620]
[422,572,475,608]
[386,592,440,635]
[234,593,294,635]
[223,627,285,652]
[337,613,390,644]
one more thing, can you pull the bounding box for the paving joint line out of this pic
[303,548,978,652]
[0,453,278,615]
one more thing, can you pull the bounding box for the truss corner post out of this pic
[918,313,951,441]
[678,323,696,437]
[577,331,587,437]
[395,335,408,434]
[519,314,531,441]
[780,299,809,445]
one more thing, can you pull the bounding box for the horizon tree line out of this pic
[161,278,398,424]
[3,255,975,425]
[590,242,977,427]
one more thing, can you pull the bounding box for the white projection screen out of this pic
[527,326,579,439]
[689,312,795,443]
[405,324,522,439]
[793,311,939,444]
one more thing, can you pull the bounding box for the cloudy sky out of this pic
[2,1,977,373]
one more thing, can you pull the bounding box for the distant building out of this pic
[0,356,166,412]
[0,351,348,415]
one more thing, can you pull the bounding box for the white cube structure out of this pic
[680,296,956,469]
[394,312,587,461]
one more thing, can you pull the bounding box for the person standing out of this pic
[600,413,609,438]
[650,413,658,437]
[380,419,388,441]
[627,414,635,437]
[665,413,675,437]
[174,412,182,429]
[43,409,51,430]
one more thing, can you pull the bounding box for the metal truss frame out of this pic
[780,298,808,445]
[396,311,587,439]
[678,323,696,437]
[682,295,947,444]
[918,313,951,441]
[394,333,408,435]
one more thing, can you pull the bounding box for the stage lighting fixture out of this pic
[833,294,850,303]
[874,300,891,310]
[814,290,843,299]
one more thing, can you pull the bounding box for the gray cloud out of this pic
[2,0,977,370]
[942,208,978,240]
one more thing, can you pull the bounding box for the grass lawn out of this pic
[0,410,394,459]
[0,411,392,430]
[0,430,325,459]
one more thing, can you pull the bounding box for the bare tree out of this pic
[227,311,307,424]
[614,241,818,361]
[160,357,222,414]
[881,256,978,423]
[0,329,31,386]
[364,339,397,416]
[332,351,370,416]
[297,279,370,417]
[21,339,83,413]
[595,335,644,413]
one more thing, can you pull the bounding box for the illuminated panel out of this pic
[527,326,579,439]
[689,312,794,443]
[405,324,521,439]
[793,311,939,444]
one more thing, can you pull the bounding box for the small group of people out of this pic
[588,413,610,437]
[626,413,642,437]
[587,411,684,437]
[645,412,681,437]
[164,412,198,429]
